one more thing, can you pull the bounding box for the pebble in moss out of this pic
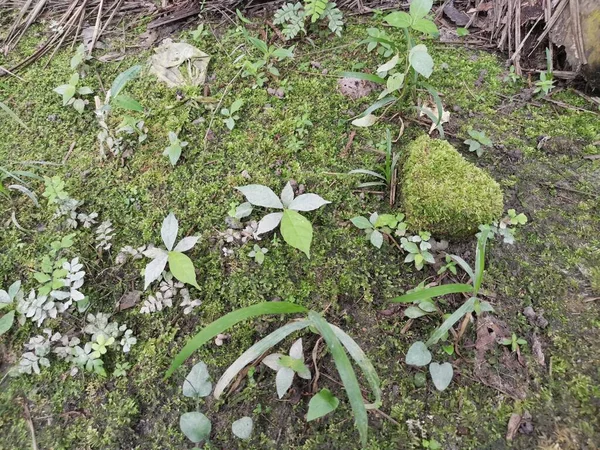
[400,135,504,240]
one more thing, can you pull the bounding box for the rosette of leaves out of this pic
[479,210,527,245]
[163,131,188,166]
[400,231,435,270]
[142,213,200,290]
[248,244,268,264]
[350,212,407,249]
[262,338,311,398]
[464,129,492,157]
[53,72,94,114]
[221,99,244,130]
[236,182,330,258]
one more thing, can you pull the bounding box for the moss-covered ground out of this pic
[0,14,599,450]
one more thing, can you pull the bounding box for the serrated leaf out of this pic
[280,209,313,258]
[257,212,283,235]
[409,44,434,78]
[0,311,15,336]
[180,412,211,443]
[232,416,253,439]
[288,194,330,212]
[429,362,453,391]
[307,389,339,421]
[161,213,179,251]
[405,341,431,367]
[168,251,200,290]
[183,361,212,398]
[237,185,283,209]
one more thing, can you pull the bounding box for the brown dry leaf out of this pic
[338,77,376,100]
[506,413,522,441]
[117,290,141,311]
[419,100,450,134]
[531,333,546,366]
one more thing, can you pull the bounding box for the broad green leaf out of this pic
[272,47,294,60]
[405,341,431,366]
[110,65,142,98]
[247,36,268,55]
[410,0,433,19]
[229,99,244,114]
[391,284,473,303]
[33,272,52,284]
[168,251,200,289]
[213,320,310,398]
[409,45,434,78]
[338,71,386,84]
[232,416,253,440]
[72,99,85,114]
[412,18,439,36]
[55,84,76,105]
[387,73,405,92]
[161,212,179,251]
[330,324,382,409]
[376,54,399,74]
[112,94,143,112]
[352,114,378,127]
[288,194,330,212]
[429,362,453,391]
[308,311,368,447]
[280,209,313,258]
[404,306,429,318]
[350,216,373,230]
[0,101,28,130]
[370,229,383,249]
[180,412,211,443]
[166,302,308,378]
[384,11,411,28]
[183,361,212,398]
[237,185,283,209]
[0,311,15,336]
[257,212,284,235]
[418,299,437,312]
[307,389,340,421]
[78,86,93,95]
[426,297,476,346]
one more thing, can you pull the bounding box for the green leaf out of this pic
[386,73,405,92]
[0,101,29,130]
[232,416,253,440]
[352,114,378,127]
[183,361,212,398]
[307,389,340,421]
[229,98,244,114]
[405,306,429,318]
[180,412,211,443]
[350,216,373,230]
[410,0,433,19]
[429,362,453,391]
[409,44,434,78]
[308,311,368,447]
[72,98,85,114]
[110,65,142,98]
[457,27,470,37]
[338,71,386,84]
[166,302,308,378]
[411,18,439,36]
[391,284,473,303]
[33,272,52,284]
[473,228,490,294]
[280,209,313,258]
[112,95,143,112]
[370,229,383,249]
[168,251,200,289]
[405,341,431,367]
[213,320,310,398]
[384,11,411,28]
[426,297,476,346]
[0,310,15,336]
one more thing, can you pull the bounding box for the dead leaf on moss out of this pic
[506,413,522,440]
[338,77,376,100]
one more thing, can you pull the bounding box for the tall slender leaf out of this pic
[390,284,473,304]
[166,302,308,378]
[308,312,368,447]
[426,297,476,347]
[338,72,386,84]
[448,254,474,281]
[0,101,28,130]
[110,65,142,98]
[213,320,310,398]
[473,229,490,294]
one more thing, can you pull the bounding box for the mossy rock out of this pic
[400,135,504,240]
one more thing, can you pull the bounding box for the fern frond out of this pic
[324,2,344,36]
[305,0,328,22]
[274,2,304,25]
[282,14,307,40]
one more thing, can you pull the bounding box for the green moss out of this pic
[400,135,504,239]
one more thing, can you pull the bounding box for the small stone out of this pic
[241,170,251,179]
[310,61,322,69]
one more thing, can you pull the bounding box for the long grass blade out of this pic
[214,320,310,398]
[0,101,28,130]
[308,311,368,447]
[391,284,473,304]
[338,71,386,84]
[348,169,386,180]
[8,184,39,206]
[166,302,308,378]
[447,254,474,281]
[426,297,476,347]
[473,229,490,294]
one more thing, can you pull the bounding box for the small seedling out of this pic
[241,32,295,87]
[274,0,344,40]
[54,72,93,113]
[533,48,555,96]
[464,129,493,157]
[263,338,311,398]
[437,255,457,275]
[221,99,244,130]
[456,27,469,37]
[350,212,407,249]
[505,65,519,84]
[113,362,131,377]
[190,24,210,41]
[248,244,268,264]
[163,131,188,166]
[501,333,527,352]
[400,232,434,271]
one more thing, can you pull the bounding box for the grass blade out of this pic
[110,65,142,98]
[0,100,28,130]
[214,320,310,398]
[348,169,386,180]
[357,95,397,119]
[390,284,473,304]
[426,297,476,347]
[8,184,39,206]
[338,71,386,84]
[308,311,368,447]
[166,302,308,378]
[330,324,381,409]
[473,228,490,294]
[447,254,474,281]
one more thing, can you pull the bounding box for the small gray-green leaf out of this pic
[161,213,179,251]
[180,412,211,443]
[405,341,431,367]
[257,212,283,235]
[232,416,253,440]
[0,311,15,336]
[306,388,339,421]
[429,362,453,391]
[288,194,330,212]
[183,361,212,398]
[280,181,295,207]
[237,185,283,209]
[276,367,294,398]
[370,229,383,249]
[409,44,434,78]
[404,306,429,318]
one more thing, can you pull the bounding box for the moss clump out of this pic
[400,135,503,239]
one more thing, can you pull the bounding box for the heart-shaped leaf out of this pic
[180,412,211,443]
[306,388,339,421]
[232,416,253,440]
[183,361,212,398]
[405,341,431,367]
[429,362,453,391]
[280,209,313,258]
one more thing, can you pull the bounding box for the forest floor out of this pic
[0,12,599,450]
